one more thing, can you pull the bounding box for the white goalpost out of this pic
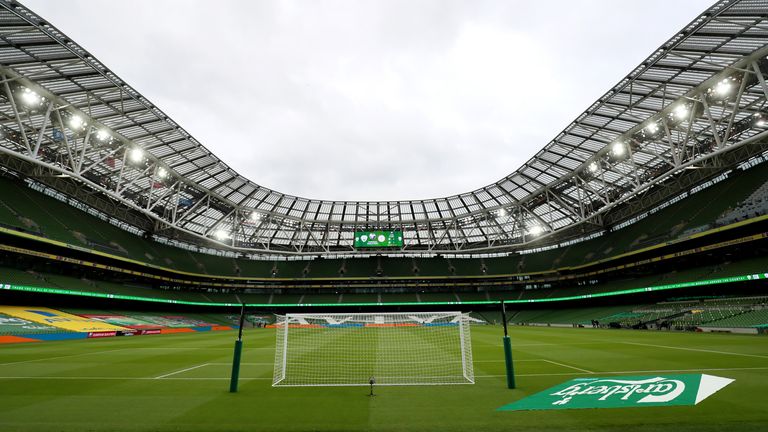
[272,311,474,387]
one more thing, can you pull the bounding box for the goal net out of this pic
[272,311,474,386]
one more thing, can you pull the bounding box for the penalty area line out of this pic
[0,348,134,367]
[0,376,272,381]
[154,363,211,379]
[208,362,273,366]
[541,359,595,374]
[474,365,768,378]
[620,341,768,359]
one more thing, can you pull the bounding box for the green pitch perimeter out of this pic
[0,326,766,432]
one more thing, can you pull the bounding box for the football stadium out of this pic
[1,0,768,431]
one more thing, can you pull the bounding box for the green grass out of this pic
[0,326,767,431]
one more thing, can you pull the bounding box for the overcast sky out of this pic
[24,0,714,201]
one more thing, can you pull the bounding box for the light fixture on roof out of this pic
[611,142,626,157]
[645,122,659,134]
[128,147,145,163]
[587,161,599,173]
[157,167,168,179]
[751,113,767,127]
[712,78,732,97]
[497,208,508,218]
[96,129,110,141]
[250,212,261,221]
[528,225,544,236]
[673,104,689,120]
[213,229,231,240]
[68,115,85,130]
[20,87,41,106]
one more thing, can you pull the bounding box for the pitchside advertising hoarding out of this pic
[354,230,404,248]
[498,374,734,411]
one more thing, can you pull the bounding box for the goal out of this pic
[272,311,474,386]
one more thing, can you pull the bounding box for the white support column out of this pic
[458,315,468,381]
[281,316,289,382]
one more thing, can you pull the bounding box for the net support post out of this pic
[229,339,243,393]
[501,300,515,389]
[229,303,246,393]
[503,335,515,389]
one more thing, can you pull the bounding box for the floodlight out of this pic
[68,115,85,129]
[497,209,508,218]
[20,88,41,106]
[214,229,230,240]
[587,161,599,173]
[753,113,767,127]
[645,122,659,134]
[128,147,145,163]
[673,104,689,120]
[157,167,168,179]
[611,142,626,157]
[250,212,261,221]
[713,79,732,97]
[528,225,544,236]
[96,129,110,141]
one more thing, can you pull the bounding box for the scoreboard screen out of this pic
[354,230,404,248]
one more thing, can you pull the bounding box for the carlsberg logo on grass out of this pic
[552,376,685,405]
[498,374,734,411]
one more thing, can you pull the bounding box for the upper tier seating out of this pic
[2,161,768,278]
[717,175,768,225]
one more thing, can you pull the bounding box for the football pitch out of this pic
[0,326,767,432]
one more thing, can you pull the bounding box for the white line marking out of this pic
[203,360,548,367]
[621,341,768,359]
[541,359,594,374]
[159,376,274,380]
[154,363,210,379]
[0,348,132,367]
[502,342,605,347]
[0,376,272,381]
[209,360,545,366]
[476,373,582,378]
[152,346,274,349]
[69,347,275,350]
[473,342,604,348]
[1,366,767,381]
[475,366,768,378]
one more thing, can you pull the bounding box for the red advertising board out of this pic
[87,331,117,338]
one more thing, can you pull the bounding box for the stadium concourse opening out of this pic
[1,0,768,431]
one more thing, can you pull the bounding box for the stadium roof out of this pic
[1,0,768,255]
